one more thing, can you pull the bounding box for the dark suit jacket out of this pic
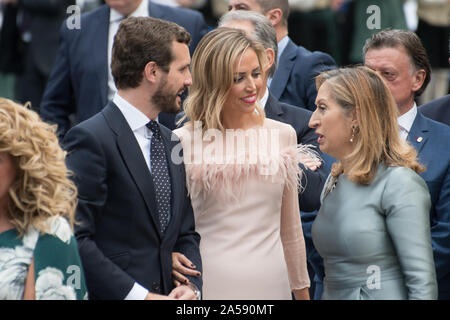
[407,112,450,297]
[419,95,450,126]
[0,4,25,74]
[63,102,202,300]
[20,0,75,76]
[264,93,328,298]
[269,37,336,111]
[264,93,327,212]
[40,1,208,136]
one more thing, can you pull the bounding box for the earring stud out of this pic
[350,126,356,143]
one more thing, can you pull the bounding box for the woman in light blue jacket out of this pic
[308,66,437,300]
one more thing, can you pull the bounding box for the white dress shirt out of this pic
[107,0,149,100]
[113,93,155,172]
[398,103,417,141]
[112,93,154,300]
[259,87,269,110]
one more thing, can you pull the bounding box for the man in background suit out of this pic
[419,94,450,126]
[364,29,450,300]
[1,0,74,112]
[228,0,336,111]
[40,0,208,137]
[219,10,328,299]
[64,17,202,300]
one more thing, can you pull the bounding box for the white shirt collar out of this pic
[398,102,417,134]
[277,35,290,61]
[113,93,151,132]
[259,87,269,110]
[110,0,148,23]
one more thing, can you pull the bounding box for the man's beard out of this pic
[152,76,184,114]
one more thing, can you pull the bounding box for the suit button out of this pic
[152,282,160,291]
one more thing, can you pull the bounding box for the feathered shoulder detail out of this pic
[174,120,319,202]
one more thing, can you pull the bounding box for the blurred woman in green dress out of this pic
[0,98,87,300]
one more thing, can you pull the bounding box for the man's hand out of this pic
[299,155,322,171]
[168,285,196,300]
[145,292,175,300]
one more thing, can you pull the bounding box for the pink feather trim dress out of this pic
[173,118,312,299]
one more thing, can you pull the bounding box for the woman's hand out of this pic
[293,288,310,300]
[172,252,201,287]
[300,155,322,171]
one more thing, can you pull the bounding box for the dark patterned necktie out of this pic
[146,120,171,233]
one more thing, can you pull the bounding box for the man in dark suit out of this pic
[228,0,336,111]
[64,17,202,300]
[1,0,74,112]
[218,10,328,299]
[419,94,450,126]
[364,29,450,300]
[40,0,208,137]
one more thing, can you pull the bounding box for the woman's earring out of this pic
[350,126,356,143]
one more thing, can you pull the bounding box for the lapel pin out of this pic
[416,136,423,143]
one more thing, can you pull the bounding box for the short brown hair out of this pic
[111,17,191,89]
[363,29,431,97]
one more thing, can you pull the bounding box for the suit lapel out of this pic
[264,93,284,120]
[407,112,429,155]
[91,6,110,108]
[270,38,297,100]
[103,102,163,239]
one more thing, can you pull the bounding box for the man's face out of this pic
[364,46,422,114]
[228,0,264,13]
[105,0,142,15]
[152,41,192,114]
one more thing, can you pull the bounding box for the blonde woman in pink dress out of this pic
[172,28,315,300]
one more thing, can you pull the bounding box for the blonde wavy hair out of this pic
[182,27,267,132]
[317,66,424,185]
[0,98,77,237]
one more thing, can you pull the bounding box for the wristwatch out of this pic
[187,283,201,300]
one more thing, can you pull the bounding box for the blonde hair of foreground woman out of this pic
[0,98,77,236]
[183,27,268,132]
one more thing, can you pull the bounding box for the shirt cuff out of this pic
[124,282,149,300]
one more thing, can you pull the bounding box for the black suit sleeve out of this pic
[40,22,75,138]
[304,52,336,111]
[189,10,208,54]
[173,185,203,291]
[171,142,202,290]
[298,122,328,212]
[297,119,328,285]
[64,124,136,300]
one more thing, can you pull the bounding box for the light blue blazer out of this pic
[313,165,437,299]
